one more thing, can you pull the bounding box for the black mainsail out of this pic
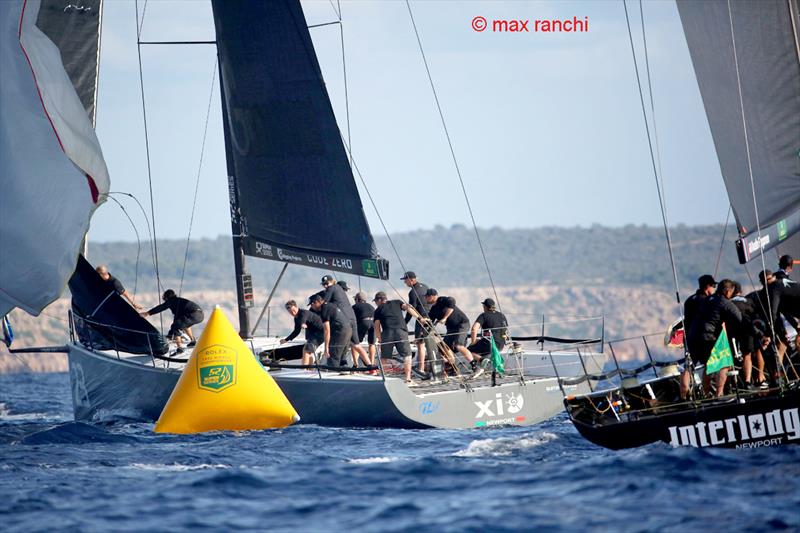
[677,0,800,264]
[210,0,389,281]
[35,0,103,125]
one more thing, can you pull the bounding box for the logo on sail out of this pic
[197,344,238,392]
[362,259,379,278]
[777,219,788,240]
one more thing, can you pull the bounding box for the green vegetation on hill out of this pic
[84,224,762,296]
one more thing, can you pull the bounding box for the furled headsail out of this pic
[677,0,800,264]
[211,0,389,279]
[35,0,103,124]
[0,0,110,318]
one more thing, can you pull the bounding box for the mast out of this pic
[218,68,252,338]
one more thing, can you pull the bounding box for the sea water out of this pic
[1,373,798,532]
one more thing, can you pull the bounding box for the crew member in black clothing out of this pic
[140,289,204,353]
[679,274,716,398]
[730,282,758,388]
[686,279,742,398]
[775,255,795,284]
[309,293,352,367]
[424,289,482,377]
[372,292,412,382]
[321,275,370,367]
[747,270,788,382]
[353,292,376,364]
[281,300,325,367]
[468,298,508,363]
[96,265,143,310]
[401,271,436,376]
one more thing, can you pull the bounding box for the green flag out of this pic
[705,325,733,374]
[490,334,505,376]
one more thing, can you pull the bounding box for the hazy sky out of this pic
[88,0,731,244]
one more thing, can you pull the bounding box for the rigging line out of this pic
[179,61,218,297]
[714,206,732,278]
[638,0,667,224]
[326,0,341,20]
[104,194,143,301]
[134,0,163,332]
[726,0,777,343]
[338,0,361,290]
[344,140,412,303]
[136,0,148,39]
[404,0,502,312]
[622,1,682,309]
[108,191,159,287]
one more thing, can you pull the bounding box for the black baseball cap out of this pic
[308,294,324,305]
[400,271,416,280]
[337,280,350,291]
[373,291,387,302]
[321,275,334,285]
[698,274,716,288]
[481,298,496,307]
[425,288,438,297]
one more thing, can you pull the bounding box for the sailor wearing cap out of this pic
[401,271,436,377]
[424,289,483,377]
[372,291,413,382]
[467,298,509,362]
[680,274,717,399]
[320,275,371,367]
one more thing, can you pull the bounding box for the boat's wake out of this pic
[453,431,558,457]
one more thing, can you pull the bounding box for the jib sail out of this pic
[210,0,388,279]
[677,0,800,263]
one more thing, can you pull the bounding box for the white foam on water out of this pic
[128,463,231,472]
[346,456,398,465]
[0,402,51,422]
[453,432,558,457]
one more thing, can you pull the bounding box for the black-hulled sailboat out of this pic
[562,0,800,449]
[64,0,602,428]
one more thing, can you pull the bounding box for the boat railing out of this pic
[69,311,178,368]
[547,331,685,397]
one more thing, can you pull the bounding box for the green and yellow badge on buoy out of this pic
[197,344,237,392]
[154,306,299,434]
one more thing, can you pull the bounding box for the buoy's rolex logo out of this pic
[668,407,800,448]
[197,344,238,392]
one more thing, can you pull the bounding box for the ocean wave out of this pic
[0,402,53,423]
[17,422,139,445]
[453,431,558,457]
[129,463,231,472]
[346,457,398,465]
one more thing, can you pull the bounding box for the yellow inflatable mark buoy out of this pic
[154,306,299,434]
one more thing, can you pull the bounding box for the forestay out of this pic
[0,0,109,318]
[211,0,388,279]
[677,0,800,263]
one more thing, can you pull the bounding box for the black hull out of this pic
[569,387,800,449]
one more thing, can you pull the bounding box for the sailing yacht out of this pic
[56,0,604,428]
[560,0,800,449]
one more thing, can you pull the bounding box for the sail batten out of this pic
[211,0,388,279]
[677,0,800,263]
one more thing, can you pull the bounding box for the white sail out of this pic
[0,0,109,317]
